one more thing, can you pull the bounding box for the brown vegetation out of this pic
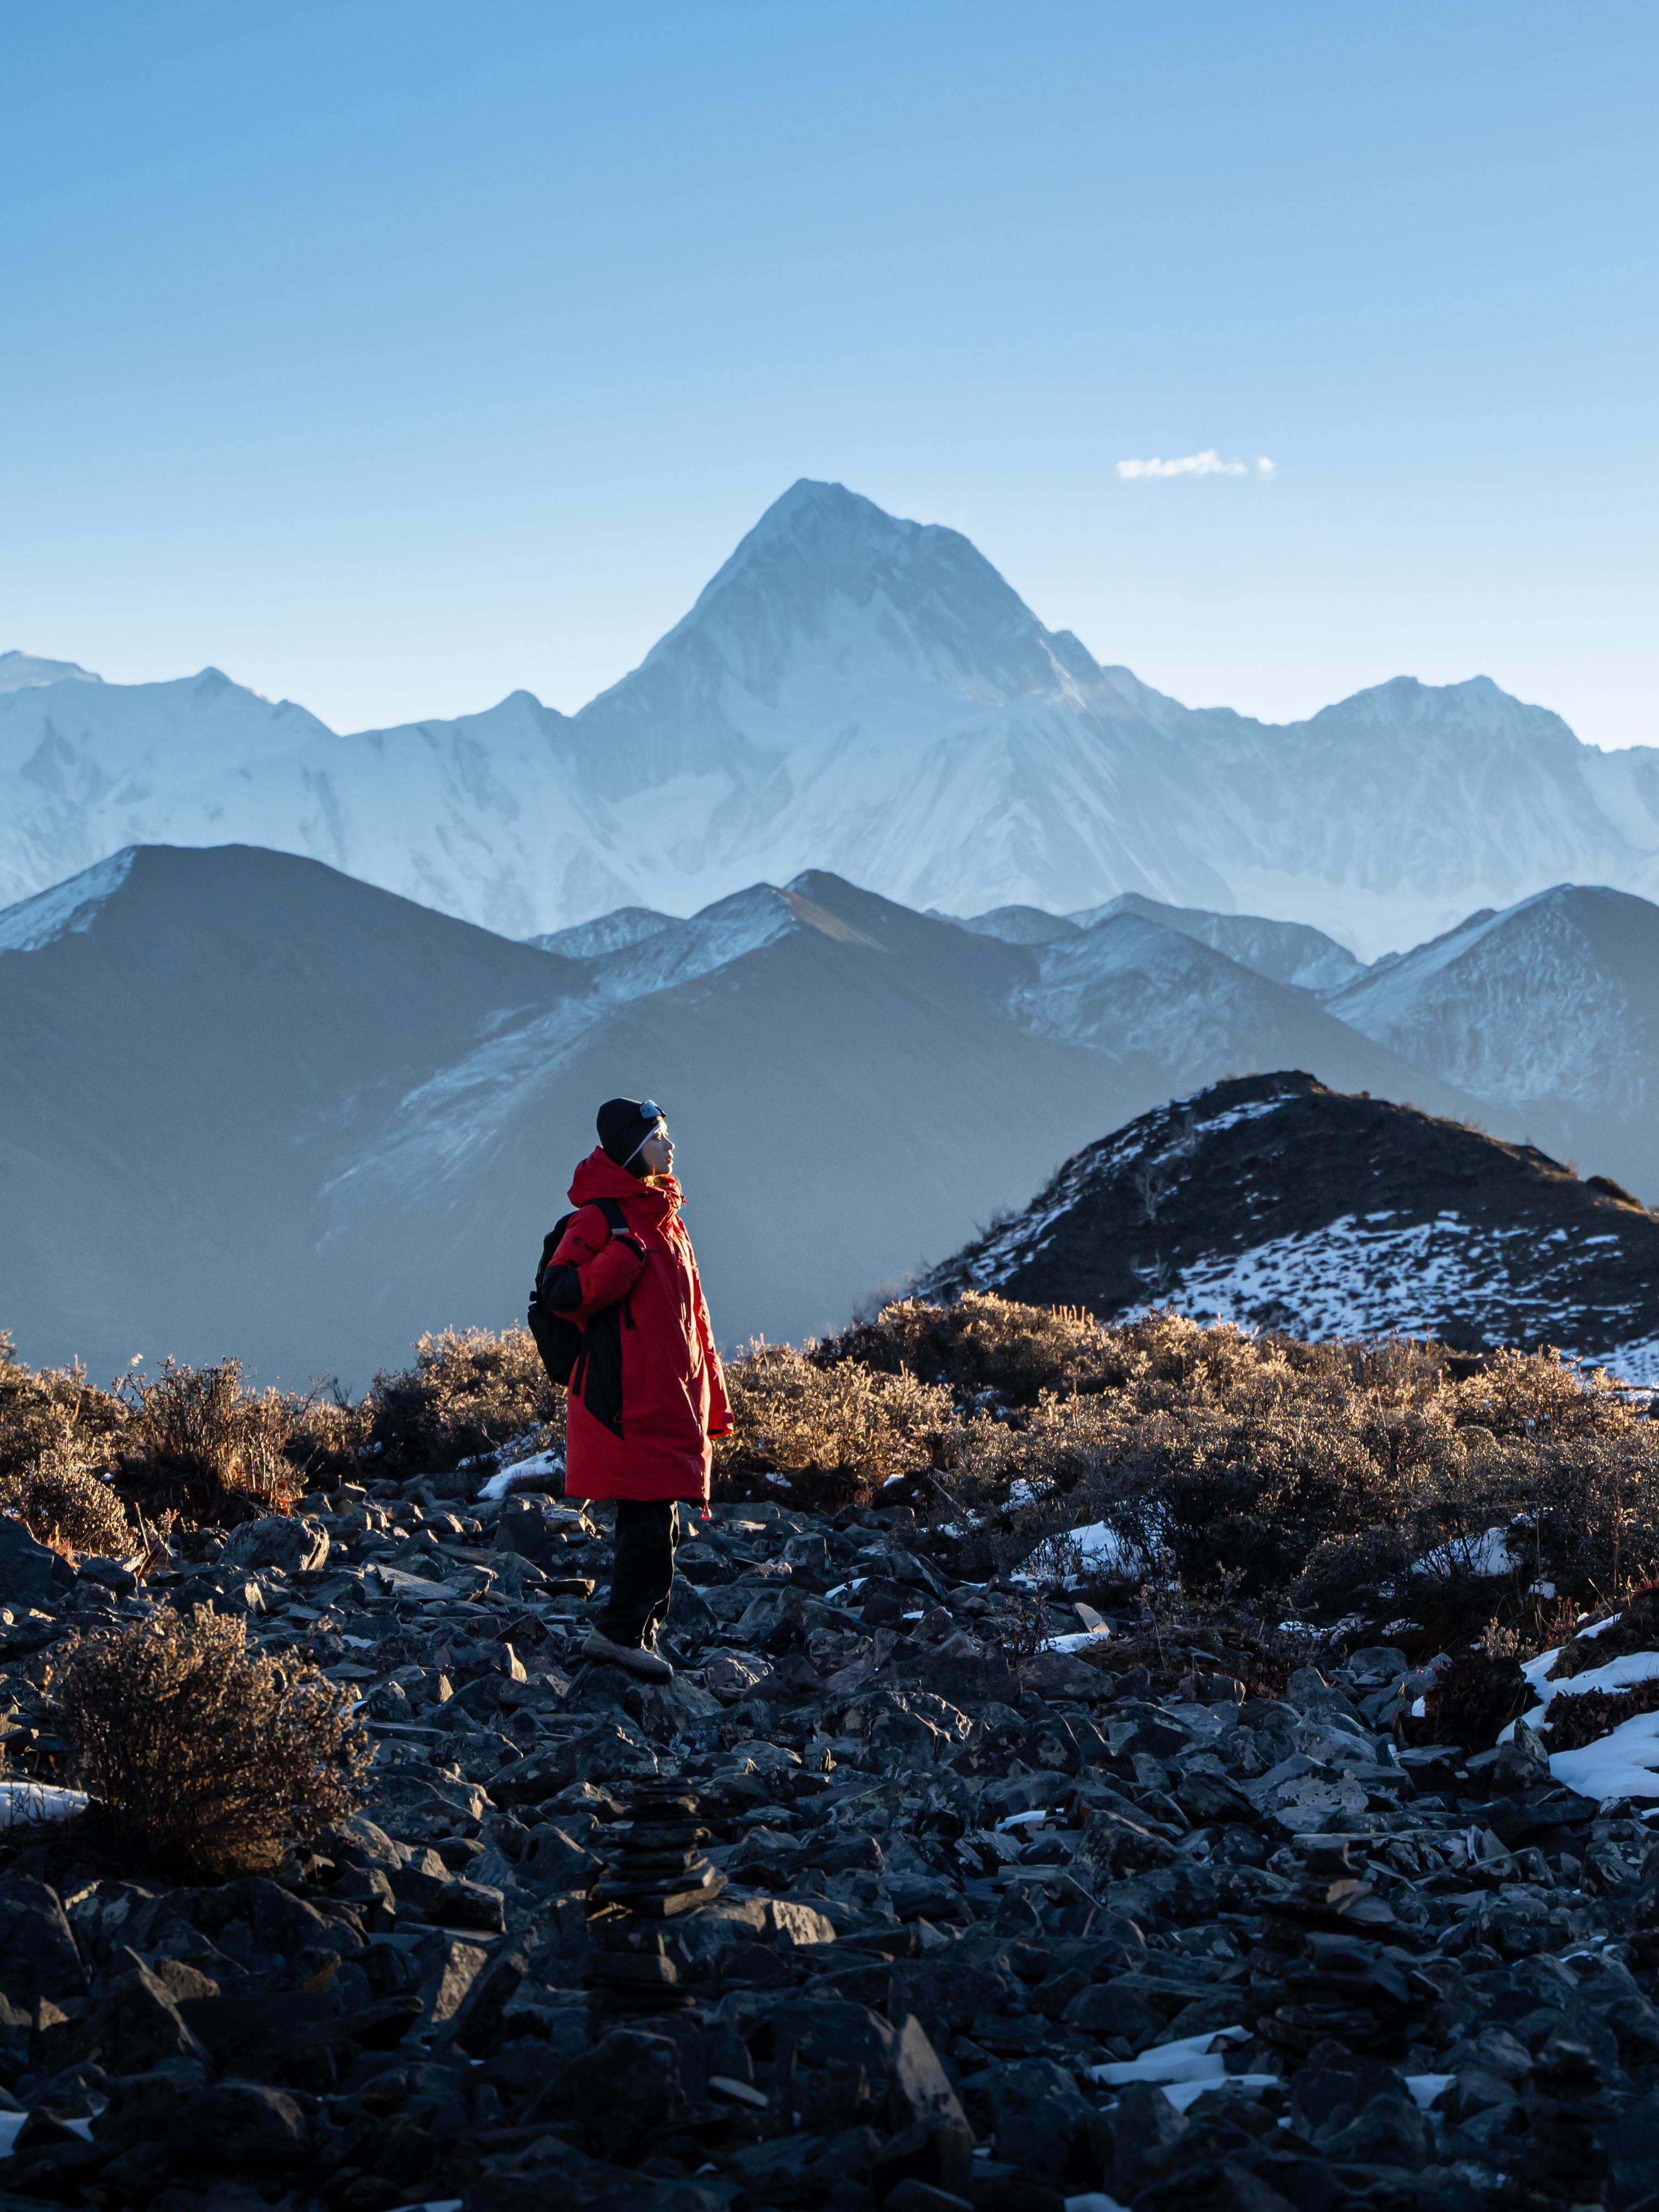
[718,1343,960,1508]
[801,1302,1659,1633]
[1413,1649,1529,1750]
[0,1331,127,1485]
[363,1325,560,1475]
[1549,1581,1659,1678]
[1540,1675,1659,1751]
[0,1437,131,1557]
[116,1356,301,1524]
[49,1605,370,1879]
[816,1291,1113,1406]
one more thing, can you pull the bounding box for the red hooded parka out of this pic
[552,1148,732,1503]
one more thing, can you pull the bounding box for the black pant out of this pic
[594,1498,678,1647]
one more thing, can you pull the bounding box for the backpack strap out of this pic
[595,1196,639,1328]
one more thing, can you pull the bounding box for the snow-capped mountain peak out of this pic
[656,475,1086,706]
[5,484,1659,955]
[0,650,104,693]
[1328,882,1659,1155]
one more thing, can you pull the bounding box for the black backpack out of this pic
[527,1196,629,1388]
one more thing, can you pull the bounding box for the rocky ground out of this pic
[4,1464,1659,2212]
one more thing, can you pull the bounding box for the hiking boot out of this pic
[582,1628,673,1682]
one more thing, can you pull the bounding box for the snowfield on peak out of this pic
[0,649,103,693]
[1326,881,1659,1201]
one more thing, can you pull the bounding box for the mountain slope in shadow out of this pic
[922,1071,1659,1379]
[0,847,1495,1385]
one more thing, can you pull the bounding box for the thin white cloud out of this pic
[1117,450,1276,480]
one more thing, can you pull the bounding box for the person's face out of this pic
[637,1126,674,1176]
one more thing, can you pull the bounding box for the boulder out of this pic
[86,1955,209,2073]
[166,2080,313,2165]
[219,1514,329,1574]
[545,2026,687,2160]
[0,1876,86,2003]
[0,1514,75,1605]
[985,2055,1105,2186]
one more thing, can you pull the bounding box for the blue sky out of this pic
[3,2,1655,743]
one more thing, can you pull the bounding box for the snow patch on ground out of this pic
[476,1449,565,1500]
[1520,1649,1659,1715]
[1024,1519,1147,1585]
[1502,1636,1659,1798]
[1139,1210,1649,1353]
[1089,2028,1278,2110]
[0,1781,90,1829]
[1549,1709,1659,1801]
[1414,1523,1528,1580]
[1598,1336,1659,1387]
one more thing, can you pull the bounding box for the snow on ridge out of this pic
[0,650,103,694]
[585,884,798,1003]
[0,848,135,955]
[934,1085,1304,1294]
[323,996,609,1201]
[1143,1210,1637,1354]
[530,906,674,959]
[1183,1096,1293,1140]
[324,887,803,1205]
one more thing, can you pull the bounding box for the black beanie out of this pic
[597,1096,663,1166]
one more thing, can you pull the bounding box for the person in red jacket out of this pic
[546,1097,732,1682]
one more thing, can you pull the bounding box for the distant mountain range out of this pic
[958,878,1659,1205]
[1325,883,1659,1200]
[5,481,1658,959]
[921,1071,1659,1384]
[2,842,1496,1387]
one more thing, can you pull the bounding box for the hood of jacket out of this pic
[568,1146,683,1226]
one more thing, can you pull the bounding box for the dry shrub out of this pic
[50,1605,370,1879]
[1094,1611,1303,1705]
[1415,1650,1529,1750]
[921,1304,1659,1621]
[818,1293,1112,1406]
[1550,1584,1659,1678]
[365,1326,558,1475]
[117,1358,300,1525]
[717,1343,960,1507]
[0,1333,128,1484]
[284,1390,373,1487]
[989,1590,1051,1661]
[1542,1677,1659,1752]
[1446,1347,1621,1441]
[0,1438,132,1557]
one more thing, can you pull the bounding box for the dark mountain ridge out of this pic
[922,1071,1659,1376]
